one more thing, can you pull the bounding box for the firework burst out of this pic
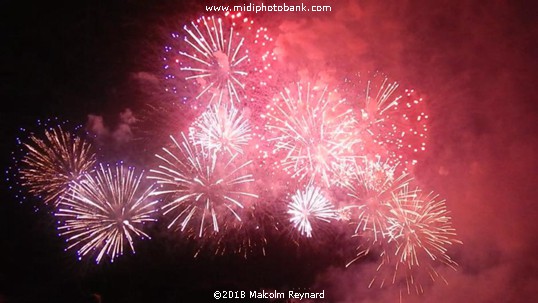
[16,125,96,206]
[385,187,460,292]
[163,14,275,105]
[149,133,258,238]
[287,185,336,238]
[352,185,461,295]
[342,157,410,241]
[263,83,357,186]
[189,104,252,156]
[55,164,158,264]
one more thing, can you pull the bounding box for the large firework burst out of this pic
[55,164,158,264]
[17,125,96,206]
[163,14,275,105]
[385,188,460,292]
[263,83,358,186]
[149,133,258,238]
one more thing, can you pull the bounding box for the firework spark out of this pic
[163,14,275,105]
[287,185,336,238]
[190,104,252,156]
[17,125,96,206]
[149,133,258,238]
[263,83,357,186]
[346,72,429,168]
[193,202,278,258]
[357,155,398,191]
[55,164,158,264]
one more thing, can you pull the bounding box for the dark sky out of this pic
[2,0,538,302]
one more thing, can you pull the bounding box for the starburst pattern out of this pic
[287,185,336,238]
[263,83,357,186]
[343,157,410,242]
[17,125,96,206]
[56,164,158,264]
[163,14,276,105]
[149,133,258,238]
[190,104,252,156]
[354,185,461,294]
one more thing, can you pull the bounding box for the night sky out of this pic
[2,1,537,302]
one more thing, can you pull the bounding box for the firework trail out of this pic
[149,133,258,238]
[163,13,276,106]
[55,164,158,264]
[287,185,336,238]
[263,83,357,187]
[193,202,279,258]
[189,104,252,156]
[16,125,96,206]
[345,72,429,169]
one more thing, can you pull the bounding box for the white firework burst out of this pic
[359,185,462,295]
[190,104,252,156]
[56,164,158,264]
[287,185,336,238]
[264,83,358,186]
[386,187,461,270]
[164,15,255,105]
[148,133,258,238]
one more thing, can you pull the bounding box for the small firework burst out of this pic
[17,125,96,206]
[56,164,158,264]
[287,185,336,238]
[189,104,252,156]
[149,133,258,238]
